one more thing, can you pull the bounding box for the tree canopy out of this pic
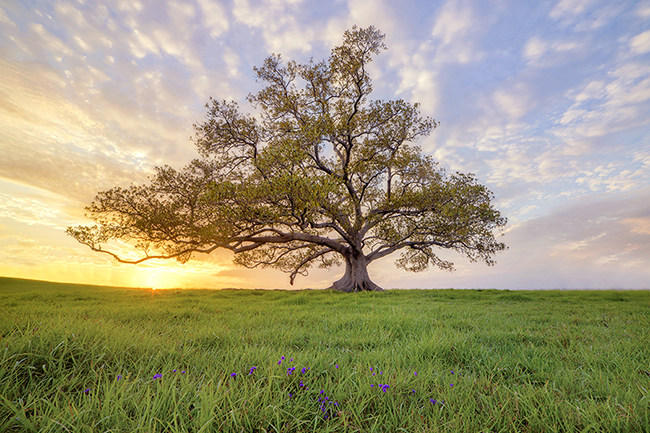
[67,26,507,292]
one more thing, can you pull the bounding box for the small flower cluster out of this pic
[367,368,454,405]
[151,369,186,381]
[277,356,293,365]
[370,383,391,393]
[368,366,387,392]
[317,389,340,419]
[275,356,340,419]
[83,360,457,415]
[82,368,187,396]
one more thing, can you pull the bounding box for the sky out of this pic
[1,0,649,290]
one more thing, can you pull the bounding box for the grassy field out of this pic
[0,277,649,432]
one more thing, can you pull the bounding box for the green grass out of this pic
[1,276,649,432]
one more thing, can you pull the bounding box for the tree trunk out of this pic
[329,253,384,292]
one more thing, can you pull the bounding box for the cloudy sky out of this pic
[1,0,649,290]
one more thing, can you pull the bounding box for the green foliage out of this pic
[67,26,506,291]
[1,278,649,431]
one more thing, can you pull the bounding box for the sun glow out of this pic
[137,265,196,289]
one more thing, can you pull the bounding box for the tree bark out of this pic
[329,253,384,292]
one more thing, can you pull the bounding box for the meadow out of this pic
[0,276,648,432]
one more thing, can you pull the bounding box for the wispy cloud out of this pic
[430,0,480,64]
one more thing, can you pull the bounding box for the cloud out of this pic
[549,0,594,20]
[0,192,66,228]
[0,0,244,207]
[551,58,650,155]
[522,36,547,62]
[530,193,650,275]
[0,54,193,201]
[0,7,15,26]
[522,34,586,66]
[630,30,650,54]
[493,83,535,119]
[29,22,75,58]
[395,189,650,289]
[232,0,316,54]
[430,0,479,64]
[431,0,474,44]
[637,1,650,18]
[623,217,650,235]
[197,0,229,38]
[390,40,439,113]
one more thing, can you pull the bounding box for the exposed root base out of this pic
[329,278,384,293]
[328,254,384,292]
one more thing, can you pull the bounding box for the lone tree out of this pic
[67,26,506,292]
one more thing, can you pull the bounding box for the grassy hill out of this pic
[1,277,648,431]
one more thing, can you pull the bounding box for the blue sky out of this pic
[1,0,649,289]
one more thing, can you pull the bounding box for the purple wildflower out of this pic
[181,371,186,374]
[230,373,237,377]
[450,383,453,387]
[430,399,437,404]
[335,365,339,369]
[84,388,91,394]
[116,375,122,381]
[153,374,162,380]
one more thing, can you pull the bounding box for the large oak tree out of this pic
[68,26,507,292]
